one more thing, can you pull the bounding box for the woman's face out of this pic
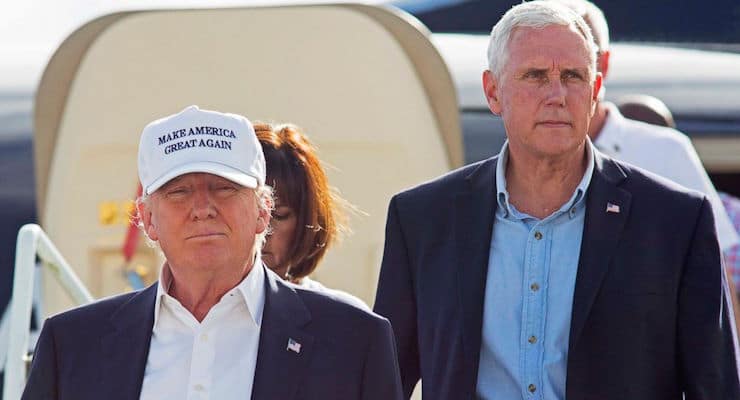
[262,199,298,279]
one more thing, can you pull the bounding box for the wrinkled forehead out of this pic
[509,23,589,50]
[507,25,593,69]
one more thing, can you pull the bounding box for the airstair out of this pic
[3,224,94,400]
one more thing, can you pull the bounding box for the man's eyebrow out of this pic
[519,67,549,76]
[561,67,589,76]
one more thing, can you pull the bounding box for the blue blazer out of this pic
[374,152,740,400]
[23,266,403,400]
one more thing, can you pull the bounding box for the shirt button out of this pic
[528,384,537,393]
[528,335,537,344]
[530,283,540,292]
[193,384,205,392]
[200,333,208,342]
[534,231,543,240]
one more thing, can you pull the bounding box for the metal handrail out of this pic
[3,224,94,400]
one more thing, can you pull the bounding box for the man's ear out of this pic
[137,199,158,241]
[592,72,603,102]
[256,208,270,234]
[482,70,503,115]
[256,195,272,234]
[598,50,611,80]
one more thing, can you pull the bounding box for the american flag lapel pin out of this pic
[606,202,620,214]
[287,338,302,354]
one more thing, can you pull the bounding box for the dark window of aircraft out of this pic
[392,0,740,44]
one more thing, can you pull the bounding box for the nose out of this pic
[191,187,216,220]
[544,78,566,107]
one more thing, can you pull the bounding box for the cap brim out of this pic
[145,162,259,195]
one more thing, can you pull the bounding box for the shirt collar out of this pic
[495,141,514,216]
[495,138,596,218]
[593,101,625,155]
[153,258,266,328]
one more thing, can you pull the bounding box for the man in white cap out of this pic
[22,106,403,400]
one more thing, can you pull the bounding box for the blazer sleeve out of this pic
[679,197,740,399]
[373,196,420,398]
[360,317,404,400]
[22,318,59,400]
[659,134,739,251]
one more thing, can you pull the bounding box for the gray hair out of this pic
[136,184,275,256]
[487,0,598,79]
[550,0,609,52]
[253,184,275,252]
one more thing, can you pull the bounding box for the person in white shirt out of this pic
[255,122,368,310]
[614,93,740,328]
[554,0,739,252]
[22,106,403,400]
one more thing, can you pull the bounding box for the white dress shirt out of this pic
[595,102,739,251]
[139,261,265,400]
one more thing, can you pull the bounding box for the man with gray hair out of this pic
[374,1,740,399]
[23,105,403,400]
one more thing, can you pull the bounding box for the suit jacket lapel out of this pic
[99,284,157,400]
[569,153,631,350]
[455,157,497,395]
[251,267,314,400]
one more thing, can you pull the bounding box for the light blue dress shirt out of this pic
[476,140,595,400]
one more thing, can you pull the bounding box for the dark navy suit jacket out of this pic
[374,152,740,400]
[22,266,403,400]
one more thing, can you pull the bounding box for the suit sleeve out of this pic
[679,197,740,399]
[22,318,59,400]
[661,134,738,251]
[373,196,420,398]
[360,317,404,400]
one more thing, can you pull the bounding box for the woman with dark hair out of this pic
[255,122,368,309]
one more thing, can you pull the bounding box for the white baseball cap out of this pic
[138,105,265,195]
